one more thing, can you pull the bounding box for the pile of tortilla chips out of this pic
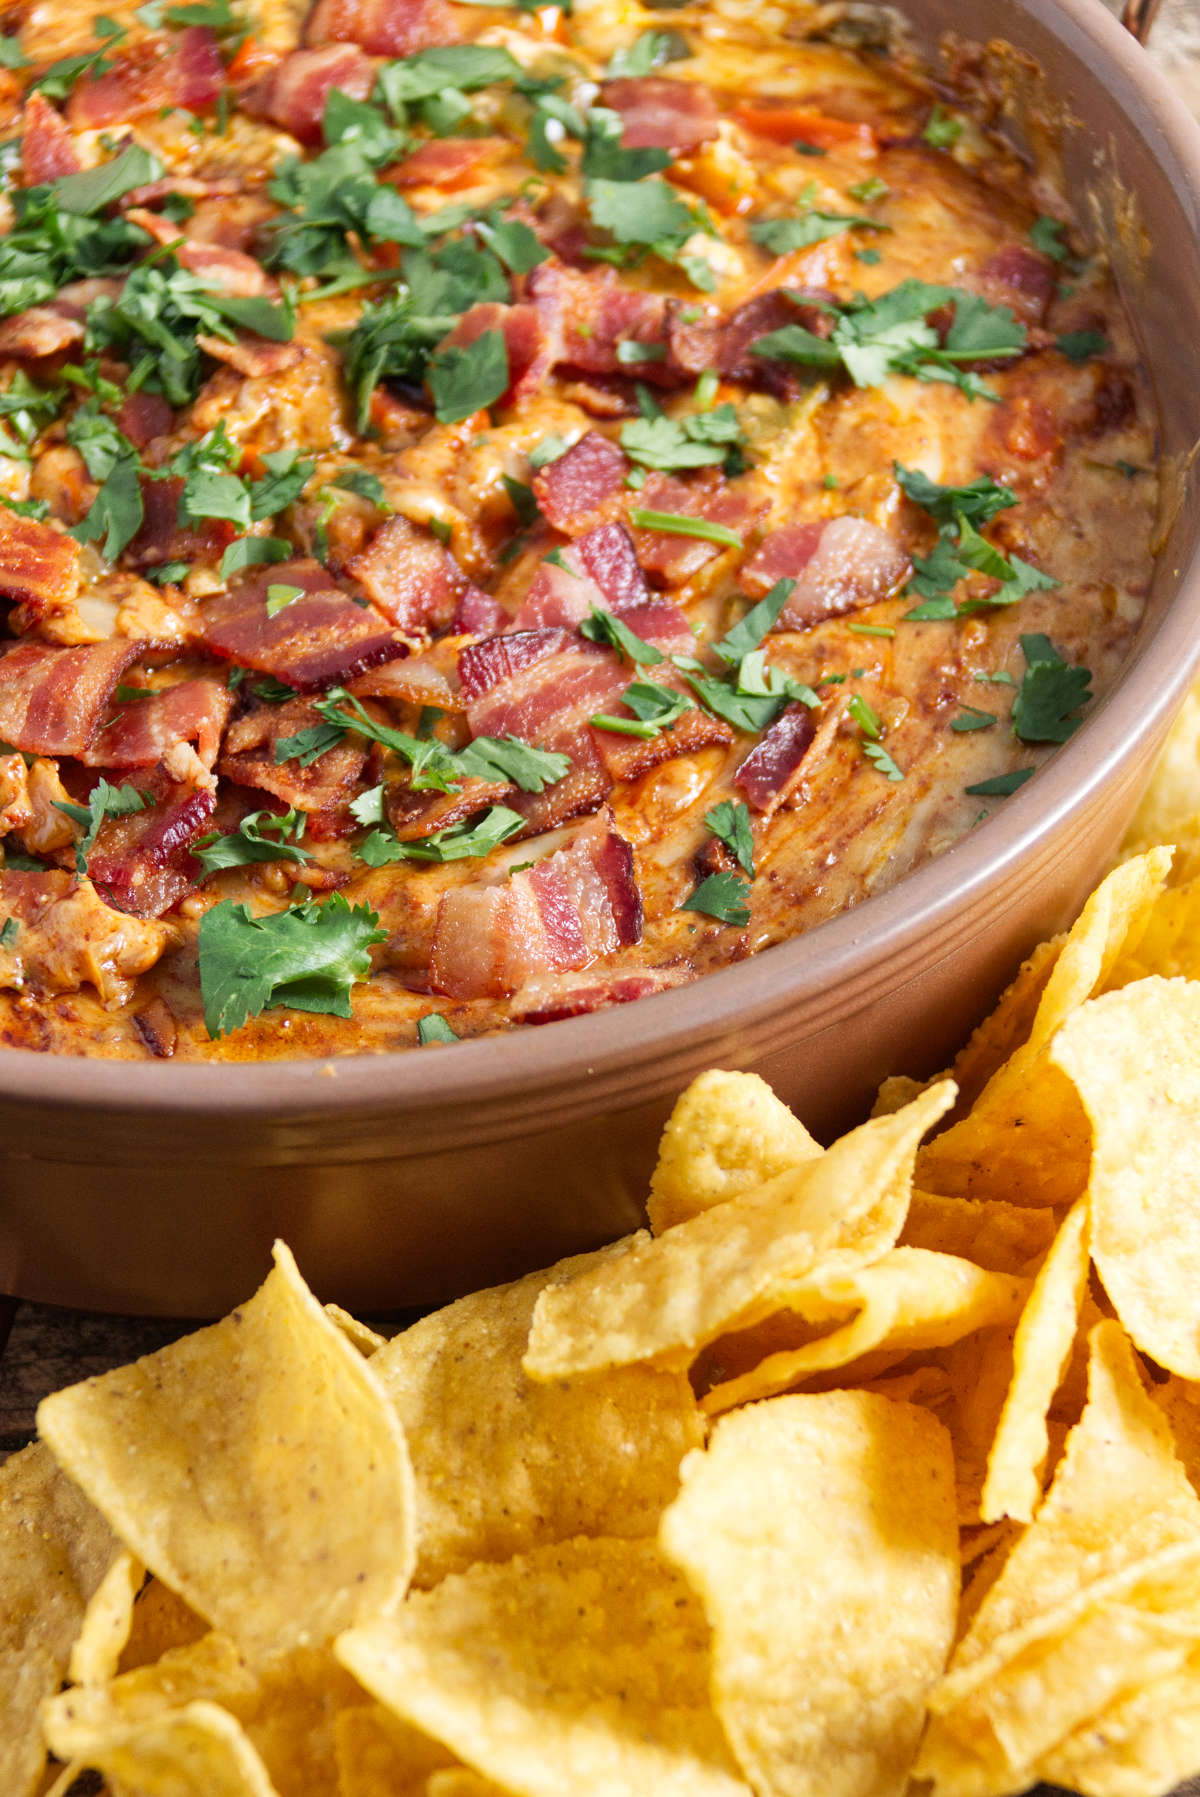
[12,702,1200,1797]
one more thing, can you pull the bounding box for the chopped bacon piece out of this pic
[199,561,405,691]
[347,514,470,638]
[734,701,817,813]
[514,963,690,1023]
[125,475,235,572]
[458,626,566,703]
[0,305,84,359]
[116,391,174,451]
[349,640,461,710]
[194,333,304,377]
[740,516,909,624]
[512,522,651,628]
[733,101,876,153]
[0,510,80,609]
[84,679,233,771]
[0,639,145,755]
[21,92,79,184]
[592,702,731,782]
[126,210,276,297]
[218,694,369,812]
[386,137,508,190]
[429,810,641,999]
[439,301,558,407]
[599,77,720,152]
[305,0,461,56]
[965,245,1056,329]
[388,775,512,841]
[67,29,224,128]
[449,586,506,637]
[632,472,765,586]
[532,432,628,535]
[241,44,376,144]
[528,263,677,386]
[666,289,834,396]
[88,769,216,918]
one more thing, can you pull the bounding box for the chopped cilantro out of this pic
[427,328,509,424]
[274,720,348,767]
[704,797,754,874]
[193,807,313,876]
[1011,634,1092,744]
[54,779,153,876]
[863,740,904,780]
[0,915,17,947]
[220,537,291,580]
[1056,330,1109,362]
[580,606,665,665]
[923,106,963,148]
[360,804,525,864]
[848,176,889,203]
[197,892,385,1037]
[712,578,796,663]
[950,705,997,732]
[418,1012,459,1044]
[265,583,304,617]
[477,218,549,274]
[249,449,314,520]
[750,210,884,254]
[591,680,693,736]
[620,402,743,473]
[1029,215,1069,262]
[628,508,742,549]
[587,177,697,246]
[605,28,690,76]
[965,767,1035,797]
[893,462,1018,528]
[679,870,751,925]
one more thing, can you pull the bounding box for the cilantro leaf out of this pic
[950,705,997,732]
[586,177,696,246]
[274,721,349,766]
[620,402,742,473]
[220,536,291,580]
[197,893,385,1037]
[418,1012,459,1044]
[923,106,963,148]
[427,328,509,423]
[704,797,754,874]
[592,680,693,736]
[359,804,524,864]
[53,778,153,876]
[477,218,549,274]
[679,869,751,925]
[862,740,904,780]
[605,28,690,76]
[580,606,665,665]
[965,766,1035,797]
[581,109,672,183]
[193,807,313,876]
[332,467,388,508]
[375,44,520,108]
[50,144,162,217]
[454,735,571,791]
[249,448,314,520]
[713,578,796,664]
[893,462,1018,527]
[265,582,304,616]
[1056,330,1109,363]
[69,455,144,561]
[1011,635,1092,744]
[1030,215,1069,262]
[750,210,882,254]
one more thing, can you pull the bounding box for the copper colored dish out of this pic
[2,0,1200,1316]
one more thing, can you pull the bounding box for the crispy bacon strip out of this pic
[599,77,720,152]
[512,522,652,629]
[514,962,690,1023]
[88,769,216,918]
[439,301,558,407]
[305,0,461,56]
[528,263,677,385]
[386,136,508,190]
[532,433,628,536]
[241,44,376,143]
[84,679,233,770]
[632,473,765,586]
[740,516,910,625]
[0,639,146,755]
[20,92,79,183]
[0,305,84,358]
[429,810,641,999]
[126,476,235,573]
[733,702,817,813]
[218,694,369,812]
[67,29,224,128]
[0,511,81,609]
[347,515,469,636]
[197,561,404,690]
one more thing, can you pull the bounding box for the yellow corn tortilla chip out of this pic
[1106,876,1200,987]
[44,1633,259,1759]
[699,1249,1028,1415]
[69,1550,143,1687]
[919,1321,1200,1793]
[370,1259,703,1587]
[901,1191,1058,1273]
[1152,1376,1200,1498]
[334,1706,457,1797]
[325,1305,387,1356]
[426,1774,512,1797]
[981,1198,1091,1525]
[56,1699,280,1797]
[37,1242,416,1659]
[945,935,1064,1116]
[118,1579,209,1673]
[336,1538,751,1797]
[523,1083,954,1378]
[647,1070,822,1233]
[1120,681,1200,870]
[1035,1651,1200,1797]
[1051,978,1200,1377]
[660,1392,958,1797]
[916,851,1171,1205]
[0,1442,119,1797]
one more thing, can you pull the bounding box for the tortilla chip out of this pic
[335,1538,750,1797]
[53,1699,280,1797]
[870,1074,928,1117]
[334,1706,457,1797]
[371,1260,703,1587]
[1051,979,1200,1377]
[919,1321,1200,1793]
[523,1083,955,1378]
[44,1633,259,1758]
[426,1774,512,1797]
[981,1198,1091,1524]
[36,1242,416,1659]
[1035,1651,1200,1797]
[325,1306,387,1356]
[647,1070,822,1233]
[1120,681,1200,870]
[1152,1376,1200,1498]
[916,851,1171,1204]
[698,1248,1028,1415]
[660,1392,958,1797]
[69,1550,143,1687]
[0,1442,119,1797]
[901,1191,1057,1273]
[945,935,1064,1115]
[118,1579,209,1673]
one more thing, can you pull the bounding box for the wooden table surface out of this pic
[3,0,1200,1454]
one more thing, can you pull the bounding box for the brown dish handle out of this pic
[1122,0,1163,45]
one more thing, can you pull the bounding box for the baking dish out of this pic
[2,0,1199,1315]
